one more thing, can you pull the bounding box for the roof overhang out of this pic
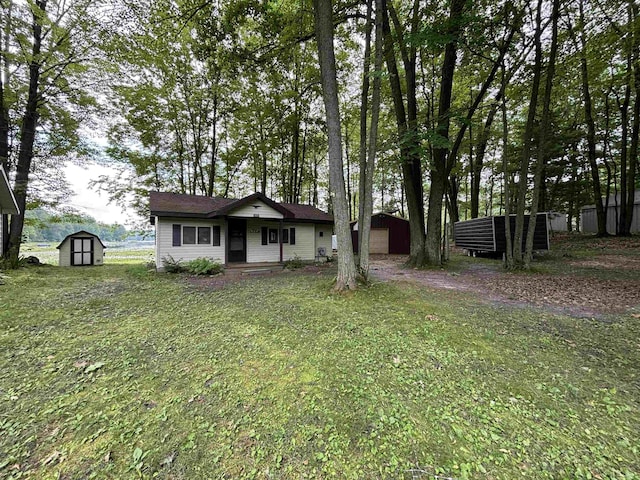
[0,167,19,215]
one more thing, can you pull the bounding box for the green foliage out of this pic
[185,257,224,275]
[22,208,130,243]
[0,260,638,478]
[0,255,28,271]
[284,254,305,269]
[161,255,186,273]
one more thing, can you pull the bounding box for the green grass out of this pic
[0,261,639,479]
[18,243,155,267]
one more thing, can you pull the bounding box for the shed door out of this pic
[71,238,93,266]
[369,228,389,254]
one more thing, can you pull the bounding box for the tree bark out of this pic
[7,0,47,262]
[425,0,466,265]
[380,0,425,266]
[512,0,544,267]
[357,0,373,257]
[358,0,383,278]
[625,0,639,235]
[571,0,607,235]
[524,0,559,267]
[313,0,357,290]
[501,63,514,269]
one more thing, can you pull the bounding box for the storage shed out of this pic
[351,213,410,254]
[454,213,549,255]
[581,190,640,234]
[57,230,106,267]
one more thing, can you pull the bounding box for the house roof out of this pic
[56,230,106,249]
[350,212,409,226]
[149,191,333,223]
[0,166,19,215]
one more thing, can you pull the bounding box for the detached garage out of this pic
[351,213,410,255]
[57,230,106,267]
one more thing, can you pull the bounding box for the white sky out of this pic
[62,162,134,225]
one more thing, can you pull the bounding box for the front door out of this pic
[71,237,93,266]
[227,219,246,263]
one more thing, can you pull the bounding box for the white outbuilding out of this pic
[57,230,106,267]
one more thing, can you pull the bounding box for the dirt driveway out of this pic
[369,254,640,318]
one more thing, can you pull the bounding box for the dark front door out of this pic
[228,219,246,263]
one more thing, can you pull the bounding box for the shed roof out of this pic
[0,166,19,215]
[149,192,333,223]
[56,230,106,249]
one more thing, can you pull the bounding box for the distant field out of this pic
[1,234,638,479]
[20,242,155,266]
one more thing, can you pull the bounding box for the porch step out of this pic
[239,266,284,275]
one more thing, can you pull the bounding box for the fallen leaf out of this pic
[84,362,105,374]
[42,450,60,466]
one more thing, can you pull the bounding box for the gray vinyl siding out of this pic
[283,224,315,260]
[244,221,323,262]
[229,201,284,219]
[581,204,640,234]
[156,218,226,269]
[246,219,281,263]
[315,225,332,257]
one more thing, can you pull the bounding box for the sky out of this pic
[62,162,135,225]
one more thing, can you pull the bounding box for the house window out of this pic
[198,227,211,244]
[261,227,268,245]
[319,231,324,237]
[183,226,196,244]
[269,228,278,243]
[282,229,289,243]
[290,228,295,245]
[172,225,220,246]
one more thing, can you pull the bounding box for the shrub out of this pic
[0,255,28,271]
[161,255,186,273]
[185,257,223,276]
[284,255,305,270]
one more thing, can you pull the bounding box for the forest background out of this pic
[0,0,638,275]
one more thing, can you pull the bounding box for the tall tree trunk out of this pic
[313,0,357,290]
[512,0,544,267]
[625,0,640,234]
[524,0,559,267]
[208,91,218,197]
[0,1,12,255]
[380,0,425,266]
[7,0,46,262]
[425,0,466,265]
[358,0,373,256]
[358,0,383,278]
[502,63,514,269]
[570,0,607,235]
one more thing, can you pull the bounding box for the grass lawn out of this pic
[1,252,639,478]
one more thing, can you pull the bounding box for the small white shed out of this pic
[57,230,106,267]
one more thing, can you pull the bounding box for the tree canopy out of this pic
[1,0,638,272]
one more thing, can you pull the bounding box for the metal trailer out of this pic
[453,213,550,256]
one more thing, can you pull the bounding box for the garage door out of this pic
[369,228,389,254]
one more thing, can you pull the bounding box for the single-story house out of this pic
[581,190,640,234]
[57,230,106,266]
[149,191,334,270]
[350,212,410,255]
[0,165,20,257]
